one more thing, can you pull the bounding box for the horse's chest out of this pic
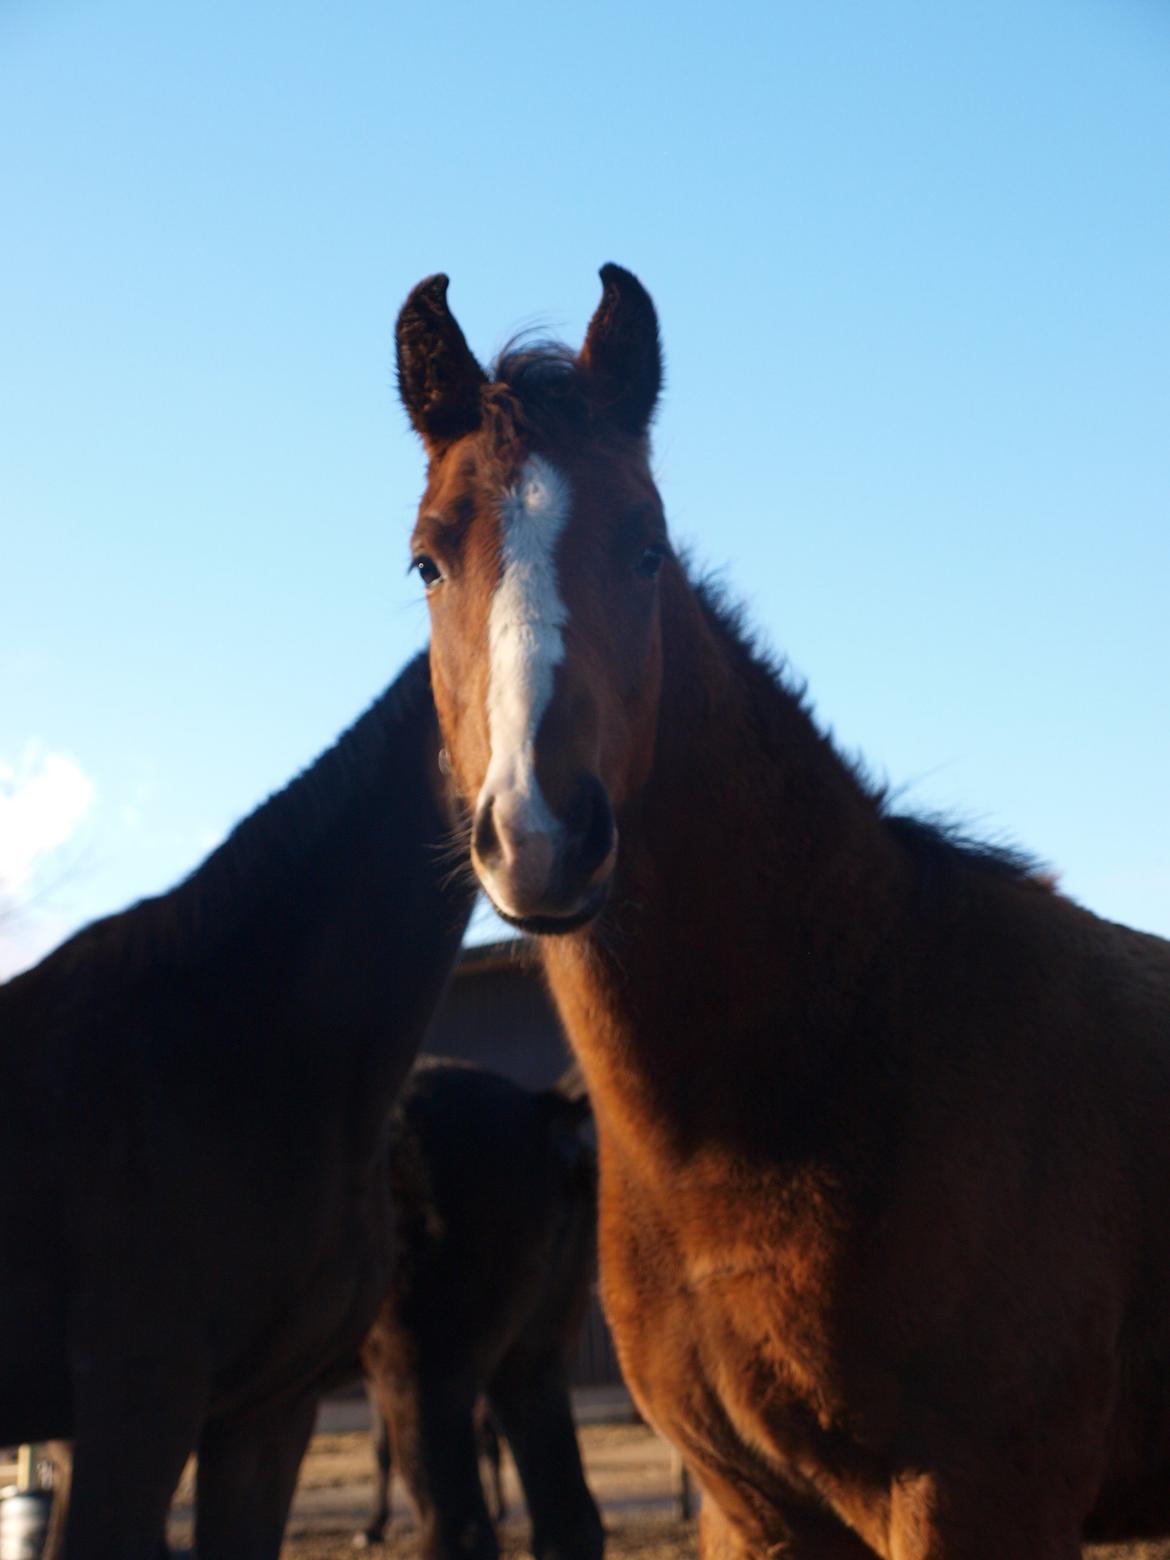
[599,1172,895,1551]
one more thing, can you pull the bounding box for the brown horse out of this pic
[360,1060,602,1560]
[394,265,1170,1559]
[0,653,473,1559]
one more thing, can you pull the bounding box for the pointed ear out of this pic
[396,274,488,451]
[579,263,662,437]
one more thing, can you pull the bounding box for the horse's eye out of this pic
[635,543,666,580]
[412,554,442,589]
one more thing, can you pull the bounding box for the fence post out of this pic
[16,1446,41,1492]
[669,1445,693,1519]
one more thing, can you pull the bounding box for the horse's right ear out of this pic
[396,275,487,452]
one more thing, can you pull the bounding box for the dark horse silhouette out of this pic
[395,265,1170,1558]
[360,1059,603,1560]
[0,652,473,1560]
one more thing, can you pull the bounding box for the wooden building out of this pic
[423,939,570,1090]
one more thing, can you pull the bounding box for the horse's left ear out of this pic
[396,274,488,452]
[580,263,662,437]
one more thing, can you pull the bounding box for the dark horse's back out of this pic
[0,652,474,1557]
[387,1060,597,1366]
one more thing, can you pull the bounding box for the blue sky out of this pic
[2,0,1167,975]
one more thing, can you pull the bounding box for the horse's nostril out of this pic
[472,796,500,866]
[570,775,614,877]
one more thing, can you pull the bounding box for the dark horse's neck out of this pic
[543,567,909,1168]
[21,654,473,1157]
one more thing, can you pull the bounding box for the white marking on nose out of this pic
[477,455,571,907]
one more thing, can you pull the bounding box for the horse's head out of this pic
[398,265,666,933]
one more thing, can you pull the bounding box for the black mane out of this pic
[486,336,591,449]
[29,652,437,981]
[692,573,1043,888]
[491,335,581,398]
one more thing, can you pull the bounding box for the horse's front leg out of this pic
[698,1502,753,1560]
[487,1350,602,1560]
[357,1379,395,1547]
[41,1443,73,1560]
[64,1351,204,1560]
[888,1470,1083,1560]
[697,1484,878,1560]
[193,1391,318,1560]
[368,1365,498,1560]
[477,1406,506,1524]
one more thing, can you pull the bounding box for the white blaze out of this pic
[478,455,571,896]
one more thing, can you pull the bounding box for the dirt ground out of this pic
[162,1421,696,1560]
[164,1419,1169,1560]
[7,1418,1170,1558]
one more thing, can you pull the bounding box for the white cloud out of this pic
[0,906,76,982]
[0,740,94,898]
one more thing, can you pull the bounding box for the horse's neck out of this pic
[201,736,469,1144]
[543,576,906,1168]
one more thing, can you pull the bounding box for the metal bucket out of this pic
[0,1491,53,1560]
